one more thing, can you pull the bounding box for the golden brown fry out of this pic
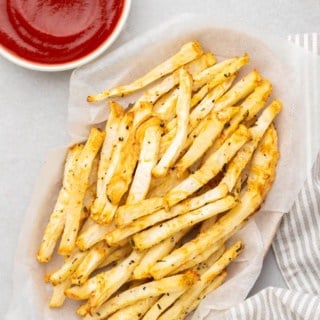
[98,244,132,269]
[126,118,162,204]
[192,54,248,91]
[106,120,140,205]
[176,106,239,175]
[138,52,215,107]
[202,79,272,163]
[71,241,114,285]
[96,101,125,197]
[108,297,158,320]
[174,243,225,274]
[186,271,227,315]
[220,100,282,191]
[153,89,178,120]
[153,68,192,177]
[87,41,203,101]
[132,196,236,250]
[115,197,164,226]
[49,249,87,285]
[76,220,115,251]
[148,168,188,198]
[158,241,243,320]
[83,270,199,320]
[106,183,227,246]
[133,228,191,280]
[49,278,72,308]
[37,145,83,263]
[66,250,144,312]
[165,74,236,137]
[190,84,208,108]
[151,126,279,279]
[59,128,105,256]
[91,112,134,223]
[165,125,251,207]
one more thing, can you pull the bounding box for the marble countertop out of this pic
[1,0,319,317]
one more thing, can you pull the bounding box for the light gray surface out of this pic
[1,0,319,317]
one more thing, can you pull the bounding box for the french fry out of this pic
[186,271,227,315]
[153,68,192,177]
[212,70,261,111]
[148,169,188,197]
[66,250,145,310]
[165,125,251,207]
[190,84,208,108]
[59,128,105,256]
[108,297,158,320]
[132,196,236,250]
[133,228,191,280]
[173,243,225,274]
[158,241,243,320]
[151,126,279,279]
[49,278,72,308]
[176,106,240,175]
[192,54,249,91]
[203,79,272,162]
[220,100,282,191]
[115,197,164,226]
[49,249,87,285]
[166,74,236,136]
[76,220,115,251]
[98,244,132,269]
[143,291,184,320]
[106,120,140,205]
[83,270,199,320]
[88,250,146,312]
[126,118,162,204]
[71,241,114,285]
[143,245,226,319]
[138,52,216,107]
[92,101,124,214]
[247,124,279,198]
[106,183,227,246]
[37,145,83,263]
[153,89,178,120]
[91,112,134,223]
[87,41,203,101]
[97,101,124,196]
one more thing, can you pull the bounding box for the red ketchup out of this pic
[0,0,125,64]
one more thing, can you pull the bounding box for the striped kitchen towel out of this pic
[222,33,320,320]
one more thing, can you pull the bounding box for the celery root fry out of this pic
[83,270,199,320]
[153,68,192,177]
[71,241,114,285]
[37,144,83,263]
[108,297,158,320]
[133,227,191,280]
[76,220,115,251]
[165,125,251,207]
[49,278,72,308]
[87,41,203,101]
[115,197,164,226]
[132,196,236,250]
[150,125,279,279]
[159,241,243,320]
[59,128,105,256]
[126,118,162,204]
[49,249,87,285]
[91,112,133,223]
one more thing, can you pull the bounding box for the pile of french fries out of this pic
[37,41,281,319]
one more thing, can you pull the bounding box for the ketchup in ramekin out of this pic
[0,0,129,70]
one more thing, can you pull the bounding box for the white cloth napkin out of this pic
[218,33,320,320]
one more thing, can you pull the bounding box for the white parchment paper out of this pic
[6,14,320,320]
